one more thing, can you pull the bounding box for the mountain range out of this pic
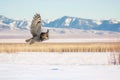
[0,15,120,32]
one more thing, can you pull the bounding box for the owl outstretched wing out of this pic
[30,13,42,37]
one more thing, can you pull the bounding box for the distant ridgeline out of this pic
[0,15,120,32]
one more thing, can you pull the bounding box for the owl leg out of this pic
[25,37,33,42]
[26,34,36,43]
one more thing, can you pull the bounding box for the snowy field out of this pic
[0,64,120,80]
[0,52,120,80]
[0,29,120,80]
[0,52,118,65]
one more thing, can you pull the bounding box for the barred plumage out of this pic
[30,13,41,37]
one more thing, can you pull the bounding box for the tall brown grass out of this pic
[0,42,120,53]
[109,53,120,65]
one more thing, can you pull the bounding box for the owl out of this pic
[26,13,49,44]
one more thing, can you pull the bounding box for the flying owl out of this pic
[26,13,49,44]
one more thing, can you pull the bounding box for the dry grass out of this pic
[0,42,120,53]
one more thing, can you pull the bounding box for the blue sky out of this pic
[0,0,120,20]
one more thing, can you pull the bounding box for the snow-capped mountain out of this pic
[0,15,120,32]
[44,16,98,29]
[44,16,120,32]
[0,15,30,30]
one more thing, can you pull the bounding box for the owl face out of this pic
[40,31,49,41]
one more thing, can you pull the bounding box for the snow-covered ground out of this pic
[0,52,119,65]
[0,64,120,80]
[0,52,120,80]
[0,28,120,80]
